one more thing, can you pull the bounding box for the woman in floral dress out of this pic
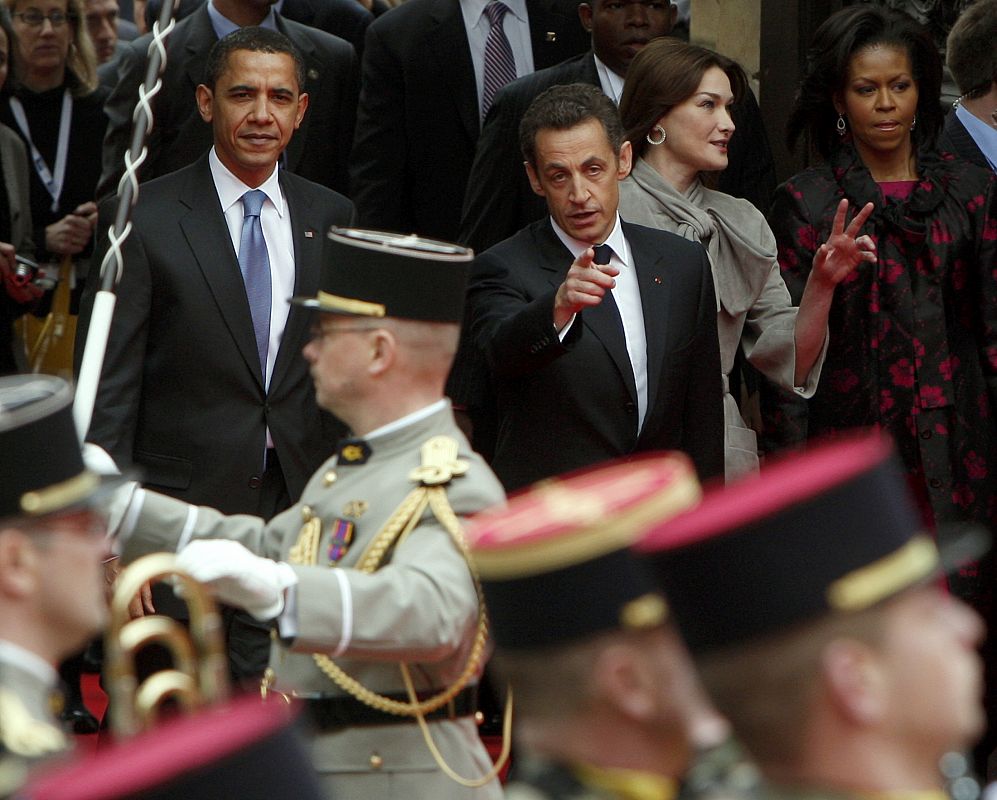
[764,4,996,540]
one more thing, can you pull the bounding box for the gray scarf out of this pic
[620,158,778,316]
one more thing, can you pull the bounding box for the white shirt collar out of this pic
[0,640,59,685]
[363,399,450,442]
[955,104,997,172]
[549,212,629,267]
[460,0,529,31]
[206,0,278,38]
[592,54,625,106]
[208,147,285,218]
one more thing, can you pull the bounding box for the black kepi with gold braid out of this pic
[633,432,989,654]
[0,375,99,519]
[291,228,472,323]
[466,453,702,651]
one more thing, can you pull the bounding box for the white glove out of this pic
[175,539,298,621]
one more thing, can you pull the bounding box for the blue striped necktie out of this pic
[238,189,272,374]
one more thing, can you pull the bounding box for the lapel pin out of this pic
[545,31,557,41]
[305,230,314,238]
[653,276,663,284]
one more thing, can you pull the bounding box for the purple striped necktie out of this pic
[481,1,516,119]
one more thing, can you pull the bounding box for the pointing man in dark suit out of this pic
[77,27,354,685]
[465,83,723,491]
[459,0,777,254]
[98,0,357,198]
[349,0,590,242]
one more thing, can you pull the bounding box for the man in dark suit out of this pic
[466,84,723,491]
[349,0,590,242]
[98,0,357,199]
[278,0,373,57]
[77,28,353,683]
[459,0,777,254]
[940,0,996,173]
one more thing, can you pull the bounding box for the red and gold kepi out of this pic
[633,432,989,654]
[466,453,702,651]
[291,228,473,323]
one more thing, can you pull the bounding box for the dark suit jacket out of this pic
[98,7,358,199]
[280,0,373,57]
[349,0,590,242]
[459,50,778,254]
[466,218,724,491]
[940,109,991,171]
[77,155,354,515]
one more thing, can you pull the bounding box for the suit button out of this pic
[249,476,262,489]
[929,478,943,489]
[920,429,932,439]
[263,402,272,414]
[369,753,383,770]
[624,401,636,414]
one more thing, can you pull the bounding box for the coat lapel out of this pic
[178,156,265,389]
[269,175,320,392]
[427,0,479,140]
[276,15,315,171]
[535,221,636,401]
[625,222,669,420]
[182,9,217,95]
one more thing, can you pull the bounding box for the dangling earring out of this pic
[836,114,847,136]
[646,125,666,146]
[910,115,917,132]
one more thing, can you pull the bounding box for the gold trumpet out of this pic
[104,553,230,737]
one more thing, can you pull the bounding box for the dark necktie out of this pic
[482,1,516,119]
[593,243,614,265]
[238,189,272,374]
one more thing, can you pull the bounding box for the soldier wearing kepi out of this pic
[0,375,113,786]
[105,228,506,800]
[635,434,988,800]
[467,454,759,800]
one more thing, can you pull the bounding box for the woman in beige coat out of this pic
[618,38,875,480]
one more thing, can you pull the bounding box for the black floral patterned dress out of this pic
[761,144,997,599]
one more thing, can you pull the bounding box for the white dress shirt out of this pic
[550,214,649,433]
[593,54,626,106]
[460,0,535,121]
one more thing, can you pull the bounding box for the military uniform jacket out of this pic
[121,402,506,800]
[0,647,68,779]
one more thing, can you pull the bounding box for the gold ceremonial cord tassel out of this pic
[105,552,230,738]
[288,436,511,787]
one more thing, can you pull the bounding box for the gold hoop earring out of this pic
[646,125,666,146]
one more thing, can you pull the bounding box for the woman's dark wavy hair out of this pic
[787,5,943,160]
[620,37,748,162]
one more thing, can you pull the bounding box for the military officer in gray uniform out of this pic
[0,374,115,789]
[636,434,988,800]
[107,228,506,800]
[467,453,759,800]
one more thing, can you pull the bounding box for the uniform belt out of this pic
[302,686,477,731]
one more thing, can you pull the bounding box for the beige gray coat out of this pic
[619,160,826,480]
